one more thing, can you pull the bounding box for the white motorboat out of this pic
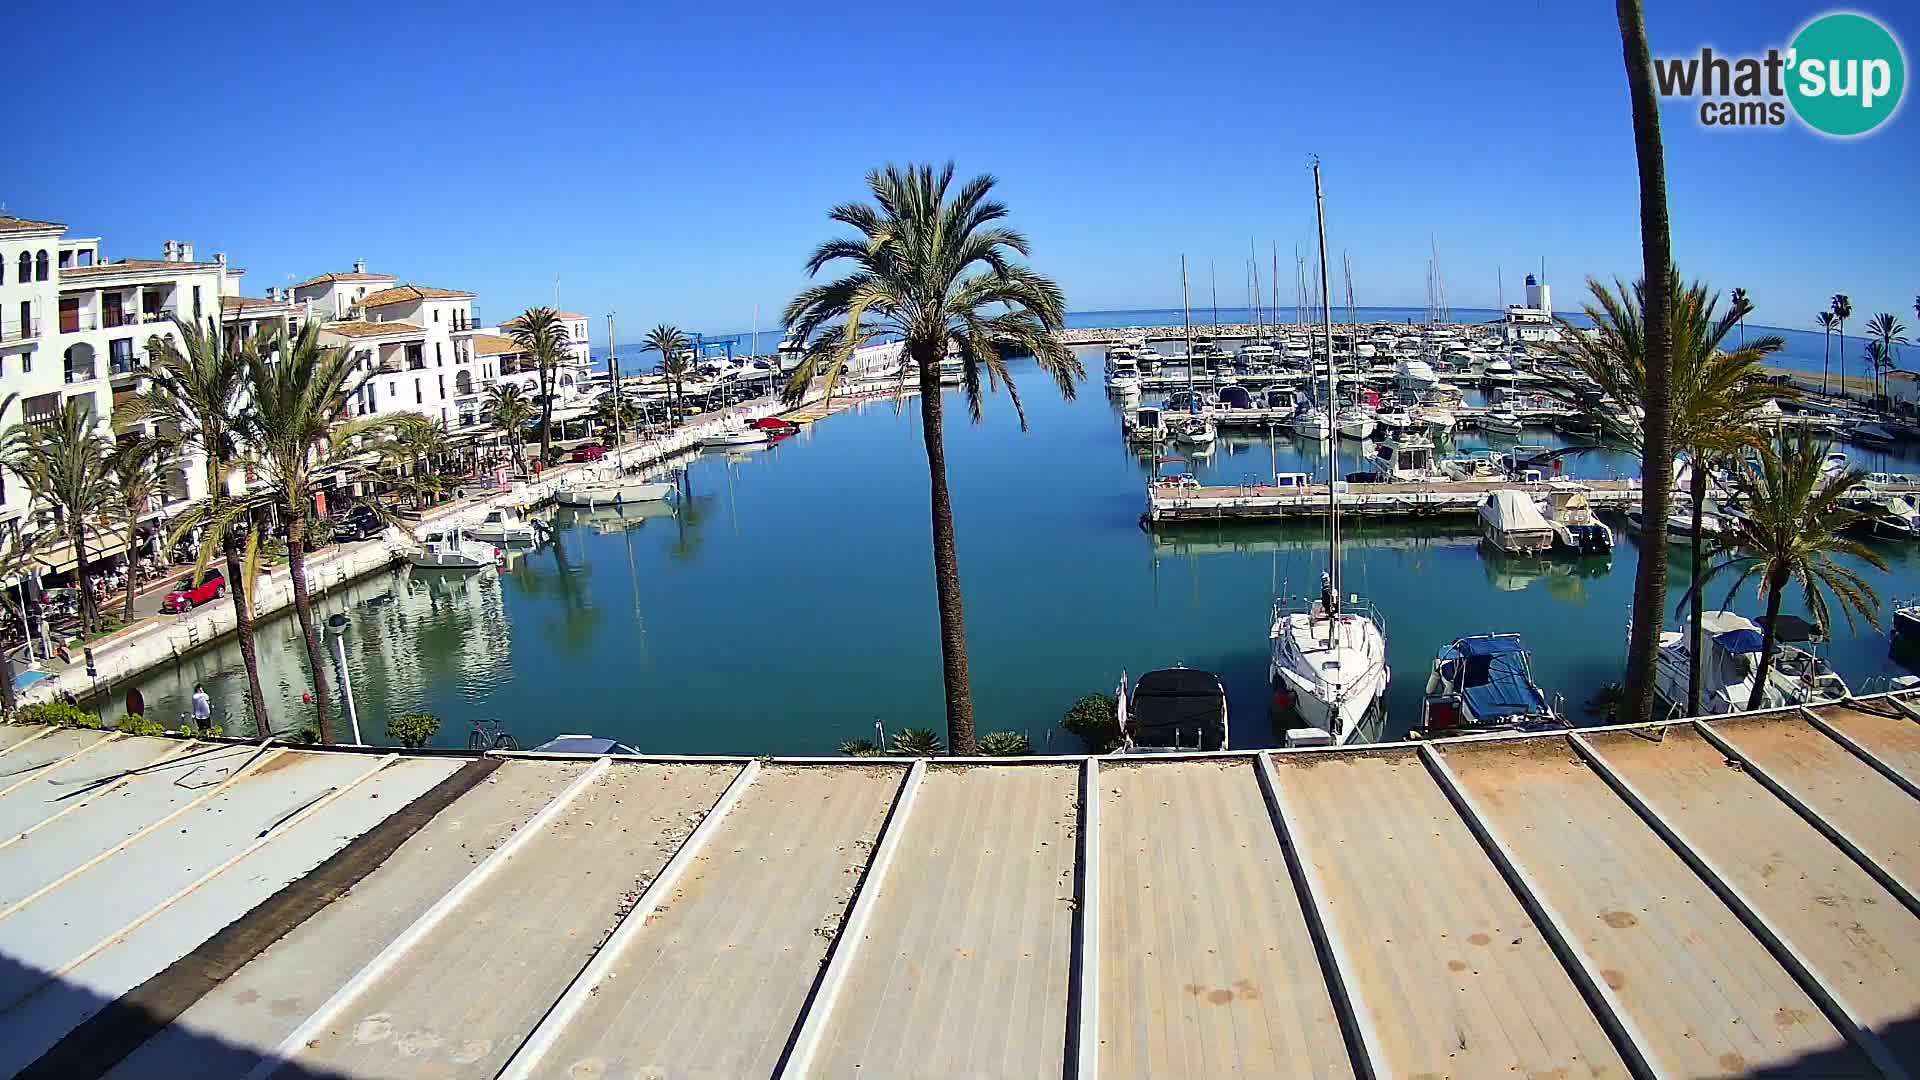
[1336,405,1376,440]
[1478,490,1556,555]
[1411,403,1457,437]
[1542,486,1615,554]
[1270,161,1389,748]
[556,468,676,508]
[1395,358,1440,392]
[1105,351,1142,394]
[1292,403,1332,440]
[1652,611,1849,715]
[1173,415,1216,446]
[1868,494,1920,538]
[1115,667,1229,752]
[1439,450,1501,482]
[1126,404,1169,445]
[1479,409,1524,435]
[700,427,771,448]
[468,507,541,545]
[1417,634,1566,738]
[937,357,964,385]
[1370,431,1446,482]
[408,527,499,572]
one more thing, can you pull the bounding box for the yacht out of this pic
[1542,486,1615,554]
[1292,402,1332,440]
[1441,450,1503,481]
[1867,494,1920,538]
[1173,415,1216,447]
[1104,347,1142,393]
[407,527,499,572]
[1126,404,1169,445]
[1477,490,1556,554]
[556,467,676,508]
[1115,667,1229,752]
[1270,161,1390,748]
[1418,634,1566,738]
[937,357,964,385]
[1336,405,1377,440]
[1652,611,1849,715]
[699,427,771,448]
[1479,409,1524,435]
[468,507,541,545]
[1395,358,1441,392]
[1412,402,1457,438]
[1241,342,1280,367]
[1370,431,1447,482]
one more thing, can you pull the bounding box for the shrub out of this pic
[976,731,1033,756]
[1061,693,1122,752]
[838,737,884,758]
[17,700,102,730]
[388,711,443,750]
[117,714,171,737]
[889,726,943,756]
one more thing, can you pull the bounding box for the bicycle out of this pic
[468,718,519,751]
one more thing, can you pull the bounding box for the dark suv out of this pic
[332,505,387,542]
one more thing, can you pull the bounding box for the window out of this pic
[35,250,48,281]
[192,286,202,318]
[367,382,377,410]
[15,253,27,282]
[110,338,133,368]
[437,374,445,397]
[21,353,29,373]
[432,309,439,323]
[435,342,442,366]
[58,250,71,269]
[415,378,423,405]
[18,301,29,337]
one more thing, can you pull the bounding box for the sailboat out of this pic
[1269,160,1390,746]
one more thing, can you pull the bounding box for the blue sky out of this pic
[5,0,1913,342]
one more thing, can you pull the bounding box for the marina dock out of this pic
[7,692,1920,1077]
[1147,477,1643,523]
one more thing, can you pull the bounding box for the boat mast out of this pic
[1249,238,1262,343]
[1182,255,1193,405]
[1271,243,1280,334]
[608,310,621,445]
[1312,158,1340,608]
[1210,261,1218,332]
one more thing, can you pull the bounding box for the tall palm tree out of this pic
[381,415,454,509]
[783,163,1082,753]
[1867,312,1908,401]
[643,325,691,419]
[134,316,269,734]
[485,382,536,474]
[1730,287,1749,345]
[507,308,571,465]
[1830,293,1852,402]
[105,435,168,623]
[1816,310,1839,395]
[1,402,114,635]
[1614,0,1679,725]
[1702,430,1883,710]
[1553,273,1785,714]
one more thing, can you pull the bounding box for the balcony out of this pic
[65,360,101,384]
[110,354,150,382]
[0,317,40,344]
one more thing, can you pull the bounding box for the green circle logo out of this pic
[1788,12,1906,136]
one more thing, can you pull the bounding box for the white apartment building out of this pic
[295,269,489,431]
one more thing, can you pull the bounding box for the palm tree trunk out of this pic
[285,512,334,743]
[1745,571,1788,711]
[1617,0,1677,725]
[72,525,94,635]
[1822,331,1831,396]
[914,354,975,754]
[121,513,139,624]
[222,531,271,737]
[1687,459,1707,715]
[539,363,554,465]
[1838,327,1846,401]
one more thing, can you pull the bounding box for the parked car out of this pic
[569,443,608,463]
[160,571,227,613]
[331,505,387,543]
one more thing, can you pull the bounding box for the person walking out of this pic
[190,684,212,733]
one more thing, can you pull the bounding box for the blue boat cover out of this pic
[1714,628,1766,654]
[1443,636,1548,720]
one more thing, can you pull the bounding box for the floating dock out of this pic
[1147,478,1641,523]
[8,693,1920,1077]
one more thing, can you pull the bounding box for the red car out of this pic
[161,571,226,613]
[569,443,608,462]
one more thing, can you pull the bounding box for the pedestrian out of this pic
[190,683,212,733]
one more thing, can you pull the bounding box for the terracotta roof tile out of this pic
[322,320,425,340]
[360,284,475,308]
[294,270,396,289]
[61,259,222,278]
[0,217,64,233]
[473,333,525,356]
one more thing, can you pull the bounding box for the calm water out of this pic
[105,345,1920,752]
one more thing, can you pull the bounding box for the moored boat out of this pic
[1417,634,1565,738]
[700,427,772,448]
[1115,667,1229,752]
[1652,611,1848,715]
[1477,490,1555,555]
[556,467,676,508]
[408,527,500,572]
[468,507,542,545]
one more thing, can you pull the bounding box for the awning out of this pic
[32,534,130,575]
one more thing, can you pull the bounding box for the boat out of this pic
[1269,160,1390,748]
[1554,413,1603,438]
[1652,611,1849,715]
[937,357,964,385]
[1173,415,1216,446]
[1541,486,1614,554]
[1395,358,1440,391]
[1626,508,1723,539]
[407,527,499,572]
[1894,598,1920,643]
[555,467,676,508]
[1126,404,1169,445]
[1336,405,1376,440]
[1478,409,1524,435]
[1477,490,1556,554]
[1481,356,1517,385]
[1821,450,1850,479]
[700,427,771,448]
[1292,404,1332,440]
[1417,634,1566,738]
[1115,667,1229,752]
[1850,422,1898,449]
[1373,407,1416,434]
[1104,349,1142,394]
[1440,450,1503,481]
[1865,494,1920,537]
[468,507,541,545]
[1215,384,1255,411]
[1411,402,1457,437]
[1370,430,1446,482]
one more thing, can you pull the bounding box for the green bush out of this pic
[976,731,1033,756]
[17,700,103,730]
[1061,693,1121,752]
[838,737,884,758]
[388,711,443,749]
[117,714,171,737]
[889,726,943,756]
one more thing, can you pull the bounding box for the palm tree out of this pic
[507,308,571,465]
[229,322,398,743]
[643,325,691,419]
[782,163,1082,753]
[485,383,536,474]
[1701,430,1883,710]
[594,393,643,438]
[1867,312,1908,401]
[1831,294,1852,402]
[133,316,270,734]
[1,402,114,635]
[1554,274,1785,714]
[105,435,168,623]
[1730,287,1749,345]
[381,415,454,509]
[1613,0,1680,725]
[1817,311,1839,395]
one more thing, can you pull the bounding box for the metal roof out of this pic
[3,694,1920,1078]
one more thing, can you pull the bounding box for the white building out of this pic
[298,272,486,431]
[1503,273,1562,344]
[490,310,595,407]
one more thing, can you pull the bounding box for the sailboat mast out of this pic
[1182,255,1193,401]
[1312,158,1340,603]
[1271,243,1280,332]
[1210,262,1218,331]
[1249,238,1262,341]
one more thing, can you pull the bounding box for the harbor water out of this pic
[104,340,1920,753]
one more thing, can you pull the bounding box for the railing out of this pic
[139,308,177,324]
[110,355,149,379]
[0,317,39,342]
[64,365,100,384]
[59,312,100,333]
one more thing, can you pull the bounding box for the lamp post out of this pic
[326,612,362,745]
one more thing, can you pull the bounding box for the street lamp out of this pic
[326,612,363,745]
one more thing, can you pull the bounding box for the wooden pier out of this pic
[1148,478,1640,523]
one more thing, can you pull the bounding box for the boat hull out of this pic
[555,481,676,507]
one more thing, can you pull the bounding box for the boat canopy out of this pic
[1128,668,1227,751]
[1713,628,1766,654]
[1440,636,1549,720]
[1217,385,1254,409]
[1480,490,1553,532]
[1756,613,1822,643]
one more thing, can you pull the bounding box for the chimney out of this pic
[180,242,194,263]
[353,259,366,274]
[215,252,226,267]
[163,240,178,262]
